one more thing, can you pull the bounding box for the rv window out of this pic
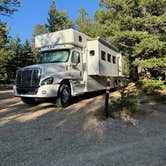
[90,50,95,56]
[107,53,111,62]
[113,56,116,64]
[79,36,82,42]
[101,51,106,61]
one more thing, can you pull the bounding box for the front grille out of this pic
[16,87,38,95]
[16,69,41,94]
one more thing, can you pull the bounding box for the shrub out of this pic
[138,80,166,95]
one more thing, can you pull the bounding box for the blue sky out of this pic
[2,0,100,42]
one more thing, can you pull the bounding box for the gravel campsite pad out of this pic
[0,89,166,166]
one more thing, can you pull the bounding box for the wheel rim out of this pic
[61,87,70,104]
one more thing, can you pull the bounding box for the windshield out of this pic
[39,50,69,63]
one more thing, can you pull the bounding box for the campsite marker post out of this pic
[105,78,110,118]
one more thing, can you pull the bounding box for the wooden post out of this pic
[105,78,110,118]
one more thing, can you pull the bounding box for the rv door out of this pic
[70,50,83,80]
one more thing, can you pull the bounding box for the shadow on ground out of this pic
[0,89,166,166]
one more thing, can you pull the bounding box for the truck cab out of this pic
[14,45,84,107]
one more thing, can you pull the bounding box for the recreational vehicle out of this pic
[14,29,128,107]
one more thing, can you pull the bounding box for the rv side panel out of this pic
[87,40,100,75]
[87,39,121,77]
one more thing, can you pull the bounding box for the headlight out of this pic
[41,77,54,85]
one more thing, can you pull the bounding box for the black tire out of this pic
[21,97,36,105]
[56,84,71,107]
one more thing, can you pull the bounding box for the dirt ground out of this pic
[0,89,166,166]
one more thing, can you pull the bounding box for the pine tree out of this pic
[4,36,34,80]
[22,39,34,67]
[0,0,20,16]
[46,0,73,32]
[75,8,93,36]
[31,24,48,59]
[0,22,9,79]
[0,0,20,80]
[93,0,166,79]
[32,24,48,38]
[6,35,22,80]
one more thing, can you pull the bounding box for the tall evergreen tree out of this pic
[31,24,48,59]
[0,0,20,80]
[0,0,20,16]
[32,24,48,38]
[6,36,34,80]
[6,35,22,80]
[93,0,166,79]
[0,22,9,79]
[75,8,93,36]
[22,39,34,67]
[46,0,73,32]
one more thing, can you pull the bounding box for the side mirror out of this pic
[71,52,80,67]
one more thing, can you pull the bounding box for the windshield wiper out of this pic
[39,61,64,64]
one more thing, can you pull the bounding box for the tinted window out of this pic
[101,51,106,60]
[113,56,116,64]
[79,36,82,42]
[107,53,111,62]
[90,50,95,56]
[71,51,80,64]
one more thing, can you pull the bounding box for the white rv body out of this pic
[14,29,128,105]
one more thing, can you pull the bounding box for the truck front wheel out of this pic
[21,97,36,105]
[56,84,71,107]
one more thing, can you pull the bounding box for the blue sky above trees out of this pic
[2,0,99,41]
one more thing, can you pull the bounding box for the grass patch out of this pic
[138,80,166,101]
[95,81,166,124]
[111,98,140,114]
[95,98,140,126]
[138,80,166,95]
[95,83,141,125]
